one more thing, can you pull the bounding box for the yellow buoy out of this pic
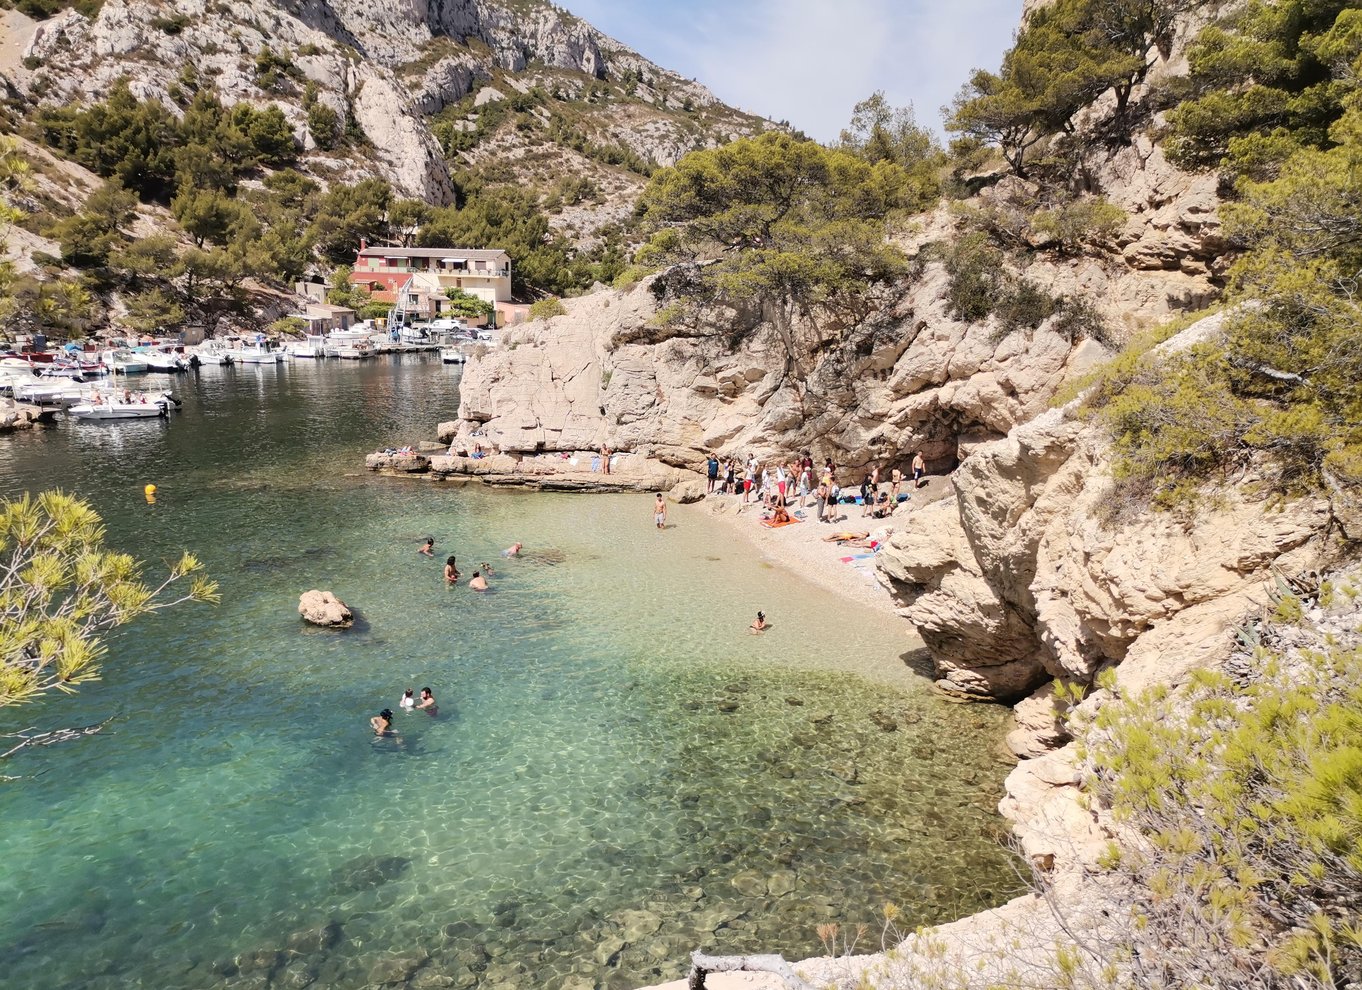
[144,483,157,504]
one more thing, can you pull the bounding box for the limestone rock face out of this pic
[299,590,354,628]
[451,272,1099,481]
[876,317,1337,704]
[5,0,759,206]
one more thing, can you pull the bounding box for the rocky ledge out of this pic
[365,449,703,495]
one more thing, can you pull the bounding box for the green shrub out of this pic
[528,296,567,320]
[1051,296,1113,347]
[940,232,1006,322]
[1080,605,1362,986]
[994,277,1056,336]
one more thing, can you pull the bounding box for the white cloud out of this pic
[561,0,1020,141]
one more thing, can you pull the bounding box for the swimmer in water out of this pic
[469,570,489,591]
[444,555,460,584]
[481,561,494,576]
[750,611,768,632]
[399,688,415,713]
[416,687,438,716]
[502,542,522,558]
[371,709,395,735]
[418,537,435,556]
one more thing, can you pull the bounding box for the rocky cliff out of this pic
[447,118,1226,474]
[3,0,766,222]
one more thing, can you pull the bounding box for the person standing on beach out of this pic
[743,456,755,506]
[871,464,880,496]
[798,465,811,507]
[891,467,903,501]
[860,472,874,517]
[654,492,668,529]
[815,482,828,524]
[912,451,926,488]
[600,443,611,475]
[706,454,719,494]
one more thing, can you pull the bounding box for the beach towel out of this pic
[761,517,802,529]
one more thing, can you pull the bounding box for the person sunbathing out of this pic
[772,505,791,524]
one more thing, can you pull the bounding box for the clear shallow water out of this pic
[0,358,1017,990]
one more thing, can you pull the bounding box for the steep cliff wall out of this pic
[5,0,764,207]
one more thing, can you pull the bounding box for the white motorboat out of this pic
[324,329,377,359]
[232,347,278,364]
[101,349,148,374]
[190,342,235,366]
[439,347,466,364]
[287,335,326,359]
[139,349,188,372]
[13,380,89,407]
[69,395,169,419]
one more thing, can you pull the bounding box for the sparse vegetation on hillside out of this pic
[1084,102,1362,506]
[946,0,1202,178]
[1165,0,1362,179]
[1070,586,1362,988]
[634,133,920,324]
[0,0,103,18]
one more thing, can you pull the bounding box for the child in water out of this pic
[418,537,435,556]
[399,688,415,713]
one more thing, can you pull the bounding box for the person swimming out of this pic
[750,611,768,632]
[481,561,494,576]
[418,537,435,556]
[399,688,415,712]
[416,687,438,716]
[371,709,395,735]
[502,542,522,557]
[469,570,489,591]
[444,555,460,584]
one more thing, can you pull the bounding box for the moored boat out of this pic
[69,394,169,419]
[101,348,149,374]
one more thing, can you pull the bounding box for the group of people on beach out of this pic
[703,450,928,524]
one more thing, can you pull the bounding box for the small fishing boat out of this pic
[139,349,188,373]
[69,394,169,419]
[287,335,326,359]
[101,349,149,374]
[190,341,235,366]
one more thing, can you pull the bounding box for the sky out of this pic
[561,0,1021,142]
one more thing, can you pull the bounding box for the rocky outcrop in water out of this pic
[298,589,354,628]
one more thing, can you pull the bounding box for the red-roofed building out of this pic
[350,244,513,323]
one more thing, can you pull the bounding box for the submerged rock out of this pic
[298,590,354,629]
[331,854,412,892]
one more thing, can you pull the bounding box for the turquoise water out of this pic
[0,357,1017,990]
